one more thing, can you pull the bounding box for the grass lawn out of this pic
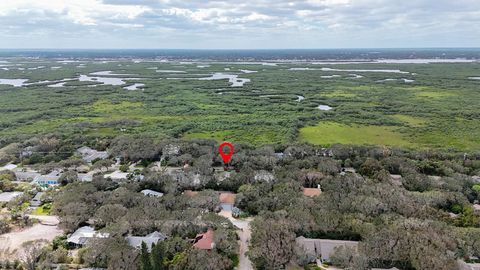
[299,121,414,147]
[32,204,51,215]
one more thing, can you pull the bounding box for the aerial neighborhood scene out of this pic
[1,1,480,270]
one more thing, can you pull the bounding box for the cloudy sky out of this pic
[0,0,479,49]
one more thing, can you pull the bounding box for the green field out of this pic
[299,121,413,147]
[1,60,480,150]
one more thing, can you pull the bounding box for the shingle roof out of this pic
[30,192,44,206]
[77,147,109,163]
[184,190,199,197]
[193,229,215,250]
[296,237,358,261]
[0,164,17,171]
[219,192,236,204]
[0,192,23,202]
[14,171,41,181]
[141,189,164,197]
[126,231,167,251]
[104,171,128,180]
[67,226,109,245]
[303,188,322,197]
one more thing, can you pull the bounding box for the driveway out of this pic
[218,210,254,270]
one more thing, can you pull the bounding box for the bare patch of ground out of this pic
[0,216,62,259]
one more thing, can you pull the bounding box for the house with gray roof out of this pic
[77,146,109,163]
[14,171,41,182]
[78,173,93,182]
[0,191,23,202]
[141,189,164,197]
[0,163,17,171]
[458,260,480,270]
[296,236,359,263]
[67,226,110,248]
[126,231,167,251]
[30,192,44,207]
[33,171,61,186]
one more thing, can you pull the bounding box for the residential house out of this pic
[193,228,215,250]
[78,173,93,182]
[0,163,17,171]
[303,185,322,198]
[77,146,109,163]
[14,171,41,182]
[67,226,110,248]
[30,192,44,207]
[126,231,167,251]
[219,192,236,211]
[33,171,61,186]
[342,167,356,174]
[296,236,359,263]
[458,260,480,270]
[104,171,129,181]
[184,190,199,197]
[141,189,164,197]
[0,192,23,202]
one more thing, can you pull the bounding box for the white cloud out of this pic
[0,0,479,48]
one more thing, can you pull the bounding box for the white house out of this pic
[141,189,164,197]
[67,226,110,248]
[33,171,61,186]
[0,192,23,202]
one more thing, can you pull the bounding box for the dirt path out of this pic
[0,215,62,259]
[218,210,254,270]
[27,215,60,225]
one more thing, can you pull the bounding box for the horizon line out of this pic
[1,47,480,51]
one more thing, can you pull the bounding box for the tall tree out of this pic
[151,241,165,270]
[140,242,153,270]
[249,213,296,269]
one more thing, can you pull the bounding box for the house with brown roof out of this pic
[303,185,322,197]
[219,192,236,211]
[193,228,215,250]
[184,190,199,197]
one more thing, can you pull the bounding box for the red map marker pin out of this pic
[219,142,234,164]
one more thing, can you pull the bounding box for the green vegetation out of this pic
[1,60,480,150]
[392,114,427,127]
[299,121,413,147]
[32,203,52,215]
